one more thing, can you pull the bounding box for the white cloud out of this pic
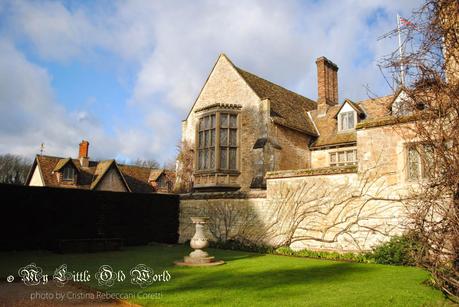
[8,1,96,61]
[0,40,128,161]
[124,0,424,110]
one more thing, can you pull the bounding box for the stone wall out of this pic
[272,124,311,170]
[179,166,409,252]
[179,196,267,244]
[357,122,417,186]
[266,172,407,252]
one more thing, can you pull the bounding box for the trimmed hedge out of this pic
[0,184,179,251]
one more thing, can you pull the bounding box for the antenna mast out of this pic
[397,13,405,85]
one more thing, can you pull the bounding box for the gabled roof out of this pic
[185,53,318,136]
[310,95,393,148]
[25,156,44,186]
[388,87,406,109]
[148,169,165,182]
[234,66,318,136]
[334,99,365,118]
[90,160,131,192]
[26,155,170,193]
[52,157,79,172]
[119,165,162,193]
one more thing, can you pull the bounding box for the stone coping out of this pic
[194,103,242,113]
[180,190,267,200]
[265,165,357,179]
[356,114,418,129]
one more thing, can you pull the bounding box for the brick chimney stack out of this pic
[316,56,339,115]
[78,140,89,167]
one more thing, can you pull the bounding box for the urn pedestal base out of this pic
[175,217,225,267]
[174,258,225,267]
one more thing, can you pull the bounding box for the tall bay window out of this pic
[197,112,238,171]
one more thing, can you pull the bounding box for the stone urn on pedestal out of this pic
[175,217,224,266]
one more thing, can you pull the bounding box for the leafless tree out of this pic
[380,0,458,298]
[262,167,404,250]
[200,166,404,252]
[0,154,32,185]
[174,140,194,193]
[131,158,160,169]
[203,201,261,244]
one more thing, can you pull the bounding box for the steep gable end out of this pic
[334,99,365,118]
[185,54,260,121]
[90,160,131,192]
[52,158,79,173]
[389,89,412,116]
[25,157,45,186]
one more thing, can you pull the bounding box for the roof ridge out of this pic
[37,154,64,159]
[118,164,162,170]
[355,94,394,104]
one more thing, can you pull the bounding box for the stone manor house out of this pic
[182,54,410,191]
[178,53,428,252]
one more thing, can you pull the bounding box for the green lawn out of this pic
[0,244,450,306]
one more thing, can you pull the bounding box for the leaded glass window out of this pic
[407,146,421,180]
[197,112,238,171]
[197,114,216,170]
[407,144,435,180]
[219,113,238,170]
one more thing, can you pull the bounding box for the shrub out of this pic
[209,240,275,254]
[368,234,421,266]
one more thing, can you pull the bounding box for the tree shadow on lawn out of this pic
[164,261,374,298]
[205,248,266,261]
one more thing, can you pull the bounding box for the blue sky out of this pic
[0,0,422,164]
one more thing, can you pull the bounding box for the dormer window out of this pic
[62,166,75,181]
[339,111,355,131]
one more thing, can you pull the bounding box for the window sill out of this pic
[194,170,240,176]
[330,162,357,167]
[193,183,241,192]
[337,128,355,134]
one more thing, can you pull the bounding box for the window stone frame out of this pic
[405,142,435,181]
[194,106,240,175]
[338,111,356,132]
[329,148,357,167]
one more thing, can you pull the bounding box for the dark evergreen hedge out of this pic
[0,184,179,251]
